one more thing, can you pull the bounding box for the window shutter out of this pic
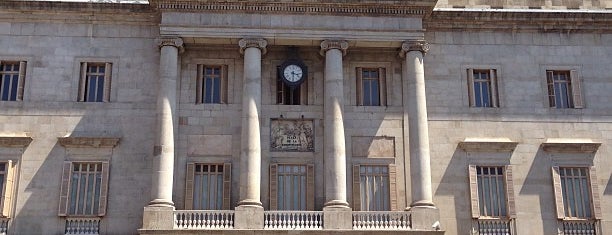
[379,68,387,106]
[78,63,87,102]
[102,63,112,102]
[196,65,203,104]
[1,161,15,218]
[468,165,480,218]
[352,164,361,211]
[388,164,397,211]
[306,164,315,211]
[588,166,602,219]
[490,69,499,108]
[467,69,475,107]
[17,61,26,101]
[504,165,516,218]
[356,67,363,106]
[221,65,228,104]
[570,70,583,108]
[184,163,195,210]
[97,161,110,216]
[222,163,232,210]
[552,166,565,219]
[58,162,73,216]
[269,164,278,210]
[546,71,556,108]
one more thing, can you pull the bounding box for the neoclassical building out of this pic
[0,0,610,234]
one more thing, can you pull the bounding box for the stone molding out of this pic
[542,139,601,153]
[156,36,184,53]
[0,137,33,148]
[458,138,518,152]
[239,38,268,55]
[58,137,120,148]
[320,40,349,56]
[399,40,429,58]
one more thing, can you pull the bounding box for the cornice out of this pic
[0,137,33,148]
[0,1,152,13]
[58,137,120,148]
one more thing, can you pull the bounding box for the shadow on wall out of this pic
[433,147,469,235]
[605,173,612,195]
[517,147,553,235]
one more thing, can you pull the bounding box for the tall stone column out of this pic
[149,36,183,207]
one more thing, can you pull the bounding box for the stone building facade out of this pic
[0,0,610,234]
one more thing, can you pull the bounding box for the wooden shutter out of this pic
[97,161,110,216]
[468,165,480,218]
[269,164,278,210]
[221,65,228,104]
[570,70,584,108]
[196,65,203,104]
[552,166,565,219]
[388,164,397,211]
[222,163,232,210]
[352,165,361,211]
[1,161,15,218]
[490,69,499,108]
[17,61,26,101]
[58,162,73,216]
[306,164,315,211]
[589,166,602,219]
[467,69,475,107]
[78,63,88,102]
[546,71,556,107]
[378,68,387,106]
[184,163,195,210]
[504,165,516,218]
[356,67,363,106]
[102,63,112,102]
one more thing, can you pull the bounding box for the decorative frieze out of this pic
[270,119,314,152]
[399,40,429,57]
[239,38,268,55]
[320,40,349,56]
[58,137,120,148]
[0,137,33,148]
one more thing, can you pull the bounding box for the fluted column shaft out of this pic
[238,38,267,207]
[150,36,183,207]
[401,40,435,208]
[321,40,350,208]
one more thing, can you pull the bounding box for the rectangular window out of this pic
[0,161,15,218]
[469,165,516,234]
[352,164,397,211]
[547,70,583,109]
[276,66,307,105]
[197,65,227,104]
[185,163,231,210]
[476,166,507,217]
[552,166,601,234]
[0,61,26,101]
[467,69,499,108]
[58,162,109,216]
[356,68,386,106]
[78,63,112,102]
[269,164,314,210]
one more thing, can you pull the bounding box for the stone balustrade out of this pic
[352,211,411,230]
[559,220,599,235]
[64,217,101,235]
[474,218,512,235]
[263,211,323,230]
[174,210,234,229]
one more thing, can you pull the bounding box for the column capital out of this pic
[399,40,429,58]
[239,38,267,55]
[156,36,184,53]
[320,40,349,56]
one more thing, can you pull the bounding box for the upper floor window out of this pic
[78,63,112,102]
[185,163,231,210]
[58,162,110,216]
[276,67,307,105]
[269,164,314,210]
[469,165,516,234]
[467,69,499,108]
[0,61,26,101]
[196,65,227,104]
[356,68,386,106]
[546,70,583,109]
[352,164,397,211]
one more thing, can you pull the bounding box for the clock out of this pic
[279,60,307,87]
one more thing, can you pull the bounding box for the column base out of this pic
[323,199,350,208]
[147,199,175,207]
[407,206,440,231]
[323,206,352,230]
[234,205,264,229]
[410,199,436,208]
[237,199,263,207]
[142,206,175,230]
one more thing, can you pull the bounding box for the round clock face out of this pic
[283,64,303,82]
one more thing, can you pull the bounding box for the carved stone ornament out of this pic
[320,40,349,56]
[156,36,184,53]
[399,40,430,58]
[58,137,120,148]
[0,137,33,148]
[238,38,268,55]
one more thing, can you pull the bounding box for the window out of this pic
[0,161,15,218]
[185,163,231,210]
[196,65,228,104]
[356,68,386,106]
[276,67,307,105]
[546,70,583,108]
[269,164,314,210]
[552,166,602,235]
[467,69,499,108]
[468,165,516,234]
[58,162,109,216]
[78,63,112,102]
[0,61,26,101]
[352,164,397,211]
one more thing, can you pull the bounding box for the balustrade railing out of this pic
[174,210,234,229]
[560,220,599,235]
[264,211,323,230]
[0,218,8,235]
[64,217,101,235]
[352,211,411,230]
[474,218,513,235]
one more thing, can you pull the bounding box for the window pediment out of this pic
[0,137,33,148]
[542,139,601,153]
[58,137,120,148]
[458,138,518,152]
